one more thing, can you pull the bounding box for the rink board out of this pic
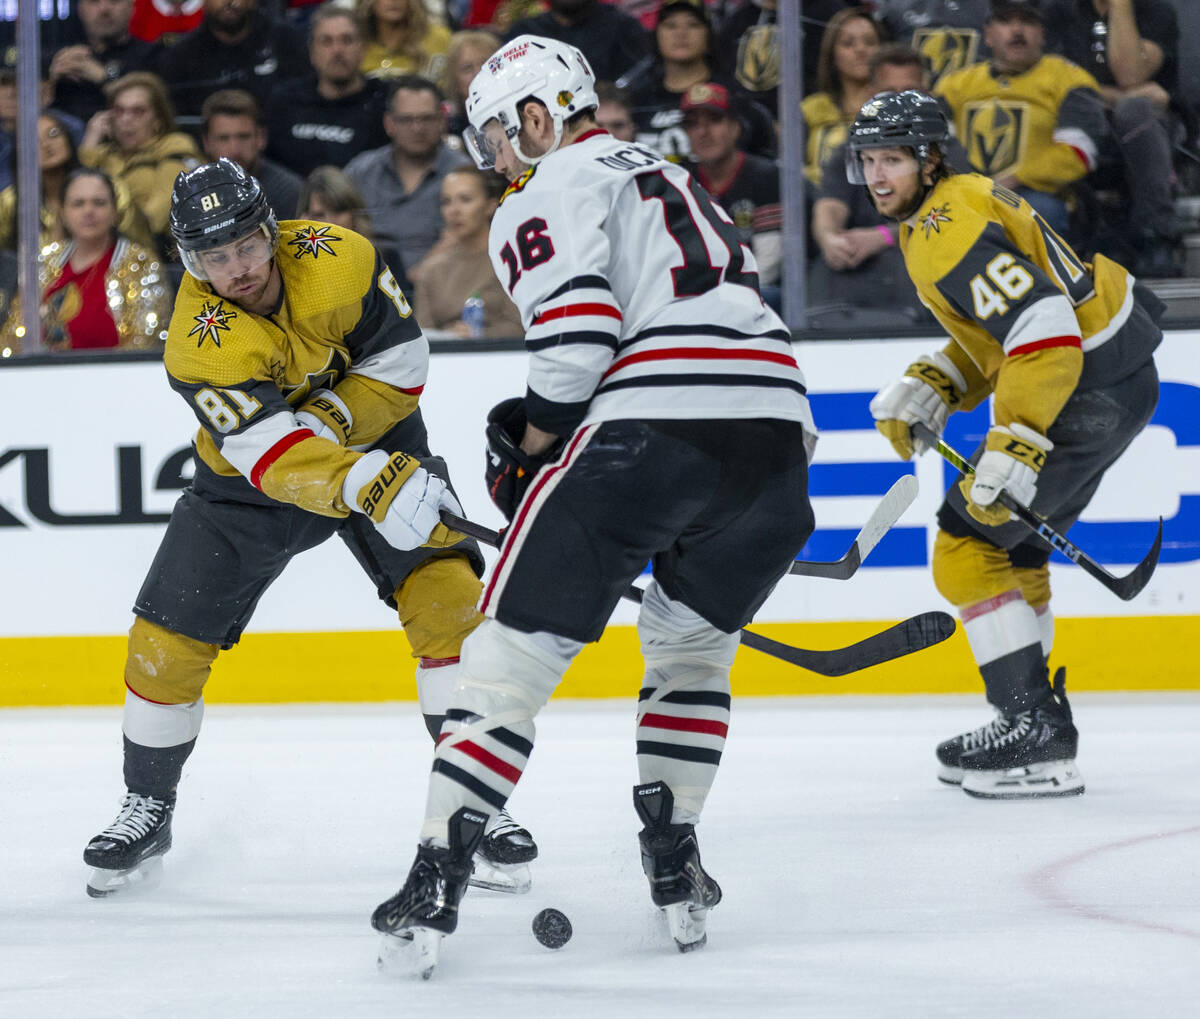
[1,334,1198,705]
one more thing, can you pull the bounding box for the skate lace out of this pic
[100,792,166,845]
[986,712,1033,749]
[961,714,1012,750]
[487,808,524,838]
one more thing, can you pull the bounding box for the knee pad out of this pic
[453,619,581,722]
[125,616,218,705]
[394,554,483,661]
[931,530,1019,608]
[637,581,739,676]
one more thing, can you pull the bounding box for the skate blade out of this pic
[85,856,164,898]
[664,901,708,953]
[937,765,964,786]
[961,759,1085,800]
[377,928,442,980]
[469,858,531,894]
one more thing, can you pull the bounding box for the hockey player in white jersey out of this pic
[370,35,818,973]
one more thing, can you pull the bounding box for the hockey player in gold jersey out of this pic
[82,159,537,897]
[847,91,1161,799]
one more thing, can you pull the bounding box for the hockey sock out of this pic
[635,582,738,823]
[415,656,460,741]
[420,620,578,843]
[121,688,203,798]
[960,590,1052,715]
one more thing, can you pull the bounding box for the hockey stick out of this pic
[439,509,957,675]
[912,423,1162,602]
[790,473,917,578]
[441,473,916,584]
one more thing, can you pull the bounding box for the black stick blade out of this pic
[1099,516,1163,602]
[738,611,956,676]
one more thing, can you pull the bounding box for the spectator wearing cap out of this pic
[264,7,390,178]
[681,82,781,303]
[49,0,162,124]
[154,0,308,120]
[873,0,992,90]
[595,80,638,141]
[343,75,469,277]
[201,90,300,219]
[505,0,650,86]
[802,7,882,187]
[1042,0,1181,276]
[620,0,775,162]
[935,0,1108,239]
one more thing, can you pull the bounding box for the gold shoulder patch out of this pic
[286,224,343,260]
[501,166,537,204]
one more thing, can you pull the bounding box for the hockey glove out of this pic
[485,397,552,521]
[343,450,464,550]
[869,351,967,460]
[294,389,353,445]
[959,423,1052,527]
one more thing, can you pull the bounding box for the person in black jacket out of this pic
[265,6,389,176]
[155,0,308,120]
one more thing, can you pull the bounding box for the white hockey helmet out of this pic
[463,34,599,169]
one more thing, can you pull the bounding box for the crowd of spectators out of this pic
[1,0,1198,353]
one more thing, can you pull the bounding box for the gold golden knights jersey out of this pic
[801,93,849,186]
[935,55,1105,195]
[164,220,428,516]
[899,174,1160,434]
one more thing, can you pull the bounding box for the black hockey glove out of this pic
[484,397,551,521]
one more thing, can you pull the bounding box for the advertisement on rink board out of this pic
[1,334,1197,704]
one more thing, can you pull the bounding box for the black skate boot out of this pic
[372,806,488,979]
[935,712,1017,786]
[83,791,175,898]
[633,781,722,952]
[470,807,538,894]
[959,669,1084,799]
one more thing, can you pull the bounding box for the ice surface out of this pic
[3,695,1199,1016]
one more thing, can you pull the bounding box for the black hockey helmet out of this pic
[845,89,949,183]
[169,157,278,279]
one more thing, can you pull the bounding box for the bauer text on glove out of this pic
[343,450,464,550]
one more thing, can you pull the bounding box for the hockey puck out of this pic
[532,907,572,949]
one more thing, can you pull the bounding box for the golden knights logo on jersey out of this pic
[962,100,1029,176]
[188,300,237,348]
[735,25,779,93]
[913,27,980,89]
[920,203,953,237]
[287,225,342,260]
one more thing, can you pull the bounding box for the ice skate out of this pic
[960,674,1084,799]
[83,791,174,898]
[372,807,487,979]
[633,782,722,953]
[936,711,1016,785]
[469,807,537,894]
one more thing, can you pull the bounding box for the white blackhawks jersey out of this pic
[488,130,816,441]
